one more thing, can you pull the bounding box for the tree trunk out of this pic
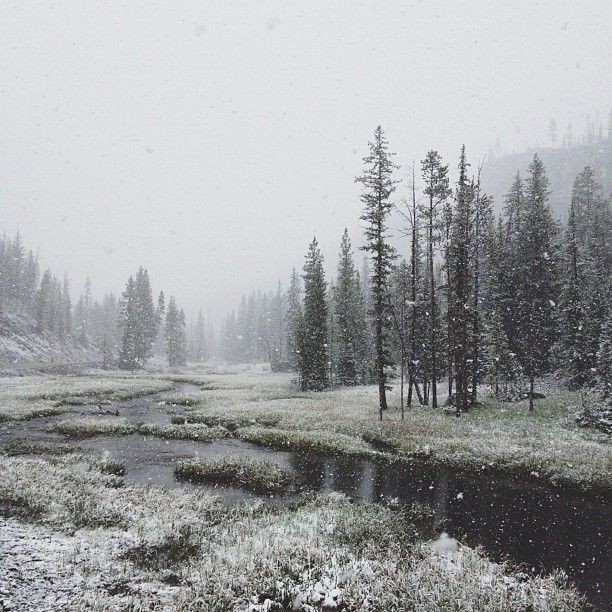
[400,354,405,419]
[429,199,438,408]
[529,375,534,411]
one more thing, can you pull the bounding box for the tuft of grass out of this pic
[162,394,204,407]
[48,417,136,437]
[236,426,379,457]
[138,423,230,442]
[124,524,201,571]
[171,413,280,430]
[47,416,231,443]
[175,456,298,494]
[1,440,78,456]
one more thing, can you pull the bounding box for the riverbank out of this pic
[0,454,585,611]
[166,371,612,496]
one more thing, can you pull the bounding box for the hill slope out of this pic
[481,138,611,217]
[0,308,97,370]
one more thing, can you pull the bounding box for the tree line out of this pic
[222,127,612,428]
[0,235,191,369]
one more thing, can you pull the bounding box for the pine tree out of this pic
[165,297,187,367]
[190,309,208,362]
[449,146,474,415]
[557,196,590,388]
[35,270,54,333]
[482,219,523,397]
[269,282,287,371]
[100,336,114,369]
[118,276,139,370]
[133,267,157,365]
[420,150,451,408]
[299,238,328,391]
[390,260,411,416]
[514,154,560,410]
[357,126,399,418]
[570,167,612,381]
[286,268,303,373]
[470,177,493,404]
[597,310,612,402]
[334,229,365,387]
[59,274,72,342]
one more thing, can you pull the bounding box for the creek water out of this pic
[1,387,610,610]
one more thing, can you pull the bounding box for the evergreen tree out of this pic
[420,150,451,408]
[514,154,560,410]
[299,238,328,391]
[357,126,399,418]
[118,276,139,370]
[570,167,612,381]
[390,260,411,415]
[190,309,208,362]
[482,219,523,397]
[286,268,303,372]
[100,336,114,369]
[449,146,474,415]
[269,282,287,371]
[334,229,365,387]
[165,296,187,367]
[59,274,72,342]
[133,267,157,365]
[557,196,590,388]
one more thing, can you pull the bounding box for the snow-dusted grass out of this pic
[175,456,298,494]
[3,370,610,493]
[236,426,379,458]
[0,455,585,610]
[1,440,78,456]
[48,417,136,437]
[0,373,174,421]
[174,493,584,611]
[172,413,281,430]
[48,417,230,442]
[171,372,611,494]
[138,422,230,442]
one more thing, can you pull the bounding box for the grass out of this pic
[170,373,611,495]
[48,417,231,442]
[4,369,610,493]
[175,456,298,494]
[161,393,205,407]
[138,423,230,442]
[0,454,586,610]
[171,413,281,430]
[48,417,136,437]
[1,440,78,456]
[0,374,174,421]
[236,425,380,457]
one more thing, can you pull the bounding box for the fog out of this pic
[1,0,610,323]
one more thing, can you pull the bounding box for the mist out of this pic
[1,1,610,323]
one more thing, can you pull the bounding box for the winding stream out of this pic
[1,385,610,610]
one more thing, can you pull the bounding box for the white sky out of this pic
[1,1,610,323]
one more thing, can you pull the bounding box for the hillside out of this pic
[0,307,97,371]
[481,138,612,217]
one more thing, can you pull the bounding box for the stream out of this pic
[0,385,610,610]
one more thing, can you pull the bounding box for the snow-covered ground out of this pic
[0,309,96,372]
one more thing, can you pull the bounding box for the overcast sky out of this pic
[1,1,610,324]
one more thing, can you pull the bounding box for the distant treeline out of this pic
[0,234,199,369]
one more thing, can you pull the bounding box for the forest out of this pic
[219,128,612,428]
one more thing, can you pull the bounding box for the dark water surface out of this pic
[1,389,610,610]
